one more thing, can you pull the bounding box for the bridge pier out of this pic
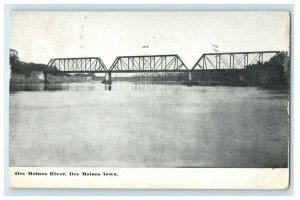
[104,72,112,84]
[43,72,48,84]
[188,71,192,81]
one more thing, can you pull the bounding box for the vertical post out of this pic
[165,56,166,70]
[128,57,130,71]
[44,72,48,84]
[244,54,246,69]
[139,57,141,71]
[258,53,262,63]
[229,54,232,69]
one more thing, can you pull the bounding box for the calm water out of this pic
[9,82,289,167]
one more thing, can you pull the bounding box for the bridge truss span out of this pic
[47,57,108,73]
[192,51,280,70]
[109,54,188,73]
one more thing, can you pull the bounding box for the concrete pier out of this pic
[43,72,48,84]
[188,71,192,81]
[104,72,112,84]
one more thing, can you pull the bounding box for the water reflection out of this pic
[131,81,186,92]
[9,81,287,94]
[105,84,112,91]
[9,81,289,167]
[10,83,101,92]
[10,84,47,92]
[9,81,188,92]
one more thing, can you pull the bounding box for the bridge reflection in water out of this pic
[105,84,111,91]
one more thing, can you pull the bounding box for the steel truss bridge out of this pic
[192,51,279,70]
[47,54,188,73]
[109,55,188,72]
[47,57,108,73]
[46,51,281,82]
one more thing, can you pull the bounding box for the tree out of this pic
[10,48,19,67]
[269,51,288,66]
[9,48,49,76]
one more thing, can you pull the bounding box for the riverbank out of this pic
[10,72,94,85]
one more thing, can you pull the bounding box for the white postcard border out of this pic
[9,167,289,189]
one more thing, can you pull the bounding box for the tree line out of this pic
[10,49,49,76]
[10,48,290,86]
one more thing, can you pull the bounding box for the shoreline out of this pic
[9,80,289,93]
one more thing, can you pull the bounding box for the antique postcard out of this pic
[9,11,290,189]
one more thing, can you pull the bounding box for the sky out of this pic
[10,11,290,69]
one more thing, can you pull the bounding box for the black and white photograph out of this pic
[8,11,290,188]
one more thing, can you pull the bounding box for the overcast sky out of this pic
[10,11,290,69]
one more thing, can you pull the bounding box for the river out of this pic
[9,82,289,168]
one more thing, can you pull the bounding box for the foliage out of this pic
[244,51,290,89]
[10,49,19,66]
[246,51,289,70]
[269,51,288,65]
[10,49,49,76]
